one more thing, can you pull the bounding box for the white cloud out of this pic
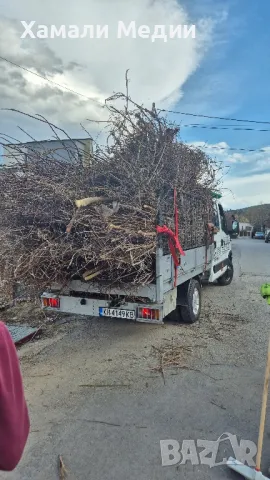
[222,173,270,209]
[188,141,269,166]
[187,141,270,209]
[189,141,229,154]
[0,0,214,130]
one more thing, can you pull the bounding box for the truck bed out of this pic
[49,245,212,303]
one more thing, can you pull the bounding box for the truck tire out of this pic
[180,279,201,324]
[217,261,234,286]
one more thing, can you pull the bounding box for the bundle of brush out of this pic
[0,94,220,292]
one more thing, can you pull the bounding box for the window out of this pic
[218,204,228,233]
[212,203,220,228]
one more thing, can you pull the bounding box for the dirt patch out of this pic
[1,301,45,326]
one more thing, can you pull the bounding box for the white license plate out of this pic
[99,307,135,320]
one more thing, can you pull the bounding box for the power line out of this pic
[185,123,252,127]
[0,55,103,108]
[159,109,270,125]
[187,143,269,153]
[2,53,269,146]
[2,54,269,127]
[181,124,270,132]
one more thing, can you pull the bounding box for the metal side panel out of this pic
[163,246,213,293]
[155,247,163,303]
[162,288,177,318]
[50,280,157,302]
[161,255,174,283]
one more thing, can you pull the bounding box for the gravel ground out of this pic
[2,238,270,480]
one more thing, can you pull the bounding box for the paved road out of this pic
[236,236,270,276]
[3,238,270,480]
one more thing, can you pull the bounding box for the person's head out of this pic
[232,215,235,221]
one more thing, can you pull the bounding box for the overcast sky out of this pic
[0,0,269,209]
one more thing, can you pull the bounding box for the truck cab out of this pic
[208,201,233,284]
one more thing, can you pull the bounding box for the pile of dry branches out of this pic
[0,94,220,293]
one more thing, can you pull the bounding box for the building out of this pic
[225,212,253,237]
[239,222,253,237]
[225,212,239,237]
[1,138,93,167]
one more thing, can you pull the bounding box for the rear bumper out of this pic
[41,293,164,324]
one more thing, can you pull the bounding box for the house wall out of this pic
[2,138,93,166]
[239,222,253,237]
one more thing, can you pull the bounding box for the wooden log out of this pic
[75,196,117,208]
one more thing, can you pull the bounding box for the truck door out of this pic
[210,203,232,282]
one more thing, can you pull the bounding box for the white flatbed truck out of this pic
[41,199,233,324]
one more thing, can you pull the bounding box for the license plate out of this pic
[99,307,135,320]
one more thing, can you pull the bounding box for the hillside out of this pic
[226,204,270,227]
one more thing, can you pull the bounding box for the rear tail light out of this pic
[42,297,60,308]
[137,307,160,321]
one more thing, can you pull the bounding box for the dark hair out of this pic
[232,215,235,220]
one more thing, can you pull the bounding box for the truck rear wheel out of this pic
[180,279,201,324]
[217,261,234,286]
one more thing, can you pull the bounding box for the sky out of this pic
[0,0,269,209]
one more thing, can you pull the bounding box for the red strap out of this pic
[156,225,185,287]
[173,188,179,286]
[156,225,185,258]
[174,188,178,240]
[156,189,185,287]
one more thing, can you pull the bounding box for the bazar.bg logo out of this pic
[160,433,257,468]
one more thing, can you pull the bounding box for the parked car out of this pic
[254,231,265,240]
[265,232,270,243]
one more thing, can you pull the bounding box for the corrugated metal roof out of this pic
[6,324,39,345]
[4,138,92,147]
